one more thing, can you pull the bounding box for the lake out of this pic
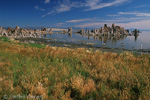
[17,31,150,53]
[41,31,150,50]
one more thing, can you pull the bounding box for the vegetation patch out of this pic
[0,37,150,99]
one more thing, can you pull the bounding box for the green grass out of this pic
[0,36,46,48]
[0,37,150,100]
[28,43,46,48]
[0,36,10,42]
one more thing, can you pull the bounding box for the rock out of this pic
[64,44,71,47]
[68,27,72,33]
[0,27,2,31]
[1,29,8,36]
[15,26,19,30]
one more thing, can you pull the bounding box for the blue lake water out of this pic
[42,31,150,50]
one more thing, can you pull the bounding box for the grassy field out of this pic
[0,36,150,100]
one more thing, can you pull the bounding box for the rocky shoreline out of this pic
[0,24,140,38]
[0,24,144,53]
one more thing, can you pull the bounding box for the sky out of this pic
[0,0,150,30]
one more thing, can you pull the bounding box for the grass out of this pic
[0,36,10,42]
[0,36,150,100]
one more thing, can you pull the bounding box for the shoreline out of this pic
[14,37,150,54]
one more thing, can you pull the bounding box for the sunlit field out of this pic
[0,37,150,100]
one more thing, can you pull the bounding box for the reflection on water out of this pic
[135,35,138,41]
[38,31,150,50]
[68,33,72,37]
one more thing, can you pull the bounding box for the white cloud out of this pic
[65,10,150,29]
[66,18,99,23]
[56,4,71,13]
[45,0,50,4]
[42,0,83,17]
[55,23,64,26]
[42,0,130,17]
[117,20,150,29]
[133,5,148,8]
[107,14,120,17]
[75,19,150,29]
[85,0,129,11]
[112,17,149,23]
[66,16,148,24]
[35,6,45,11]
[119,12,150,17]
[85,0,100,7]
[42,11,54,17]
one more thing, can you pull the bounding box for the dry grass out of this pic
[0,37,150,99]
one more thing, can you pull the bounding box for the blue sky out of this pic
[0,0,150,29]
